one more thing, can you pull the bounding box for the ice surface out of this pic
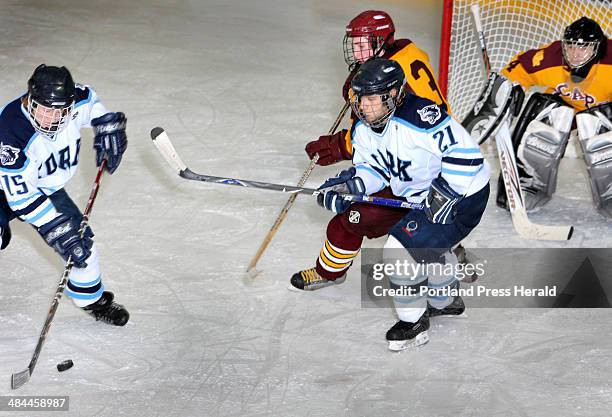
[1,0,611,416]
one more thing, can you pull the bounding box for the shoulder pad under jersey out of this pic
[73,84,93,108]
[0,97,36,171]
[393,93,450,131]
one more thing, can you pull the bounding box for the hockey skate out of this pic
[386,314,430,351]
[428,295,465,318]
[290,268,346,291]
[83,291,129,326]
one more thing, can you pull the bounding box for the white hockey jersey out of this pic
[0,85,108,227]
[351,94,490,203]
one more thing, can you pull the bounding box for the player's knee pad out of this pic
[515,93,574,209]
[576,102,612,218]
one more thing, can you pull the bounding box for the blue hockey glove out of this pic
[425,175,462,224]
[0,224,11,250]
[38,214,93,268]
[317,167,366,214]
[92,112,127,174]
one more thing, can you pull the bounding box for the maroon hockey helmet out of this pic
[343,10,396,68]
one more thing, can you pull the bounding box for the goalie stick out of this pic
[470,3,573,241]
[150,127,423,210]
[11,162,106,390]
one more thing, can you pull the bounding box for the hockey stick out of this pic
[11,161,106,390]
[245,101,351,274]
[150,127,423,210]
[470,4,573,241]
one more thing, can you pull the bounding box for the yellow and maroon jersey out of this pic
[501,40,612,112]
[342,39,448,156]
[387,39,449,110]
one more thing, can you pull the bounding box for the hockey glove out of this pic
[92,112,127,174]
[317,167,366,214]
[0,224,11,250]
[305,129,351,166]
[425,176,462,224]
[38,214,92,268]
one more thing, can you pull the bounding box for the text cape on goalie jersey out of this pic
[502,40,612,111]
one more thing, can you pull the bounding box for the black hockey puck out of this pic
[57,359,74,372]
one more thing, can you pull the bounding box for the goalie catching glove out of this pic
[462,72,524,144]
[425,176,462,224]
[317,167,366,213]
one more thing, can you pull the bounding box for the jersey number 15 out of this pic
[2,174,29,196]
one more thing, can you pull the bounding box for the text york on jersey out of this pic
[41,139,81,175]
[372,149,413,182]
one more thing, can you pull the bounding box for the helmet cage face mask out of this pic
[26,95,74,138]
[343,34,385,68]
[562,39,599,69]
[350,85,405,129]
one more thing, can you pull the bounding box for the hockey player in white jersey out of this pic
[0,64,129,326]
[317,58,490,350]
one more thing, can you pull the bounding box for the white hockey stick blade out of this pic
[510,209,573,241]
[496,122,573,241]
[150,127,188,174]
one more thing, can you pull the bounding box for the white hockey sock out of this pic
[383,235,427,323]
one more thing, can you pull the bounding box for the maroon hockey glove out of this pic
[305,129,351,166]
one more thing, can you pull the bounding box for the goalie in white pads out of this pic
[469,17,612,216]
[316,58,490,350]
[0,65,129,325]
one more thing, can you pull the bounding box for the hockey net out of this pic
[439,0,612,122]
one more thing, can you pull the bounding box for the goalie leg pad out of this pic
[576,102,612,218]
[515,93,574,210]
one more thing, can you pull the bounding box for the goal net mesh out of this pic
[446,0,611,121]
